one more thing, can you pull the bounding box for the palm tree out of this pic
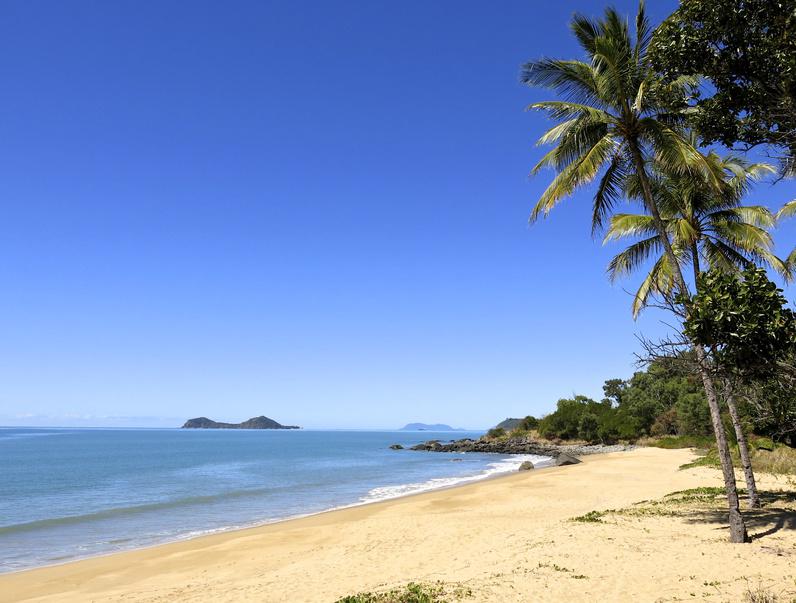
[776,200,796,268]
[521,2,749,541]
[604,152,788,509]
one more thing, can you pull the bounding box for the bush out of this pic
[650,408,678,436]
[486,427,506,439]
[578,412,600,443]
[519,415,539,430]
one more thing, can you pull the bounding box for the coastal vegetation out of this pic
[336,582,473,603]
[523,1,796,541]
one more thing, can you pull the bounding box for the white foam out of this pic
[359,454,554,503]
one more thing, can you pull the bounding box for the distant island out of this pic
[182,416,300,430]
[399,423,465,431]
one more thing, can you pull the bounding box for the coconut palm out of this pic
[604,154,785,318]
[521,2,749,541]
[604,153,787,509]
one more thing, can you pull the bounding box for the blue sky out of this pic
[1,1,794,429]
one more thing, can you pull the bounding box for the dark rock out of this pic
[389,444,404,450]
[555,453,581,466]
[518,461,535,471]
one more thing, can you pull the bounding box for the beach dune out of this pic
[2,447,794,602]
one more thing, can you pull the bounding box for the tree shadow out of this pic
[680,491,796,541]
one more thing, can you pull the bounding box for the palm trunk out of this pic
[690,242,760,510]
[726,389,760,509]
[628,141,749,543]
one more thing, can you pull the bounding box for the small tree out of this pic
[682,267,796,507]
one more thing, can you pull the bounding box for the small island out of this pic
[181,416,300,430]
[399,423,464,431]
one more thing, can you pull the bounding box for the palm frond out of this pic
[530,133,618,222]
[631,254,675,319]
[606,235,662,281]
[592,153,628,235]
[520,59,604,106]
[603,213,659,242]
[777,199,796,221]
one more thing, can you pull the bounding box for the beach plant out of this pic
[571,510,605,523]
[335,582,472,603]
[521,0,749,542]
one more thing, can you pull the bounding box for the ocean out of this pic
[0,427,552,573]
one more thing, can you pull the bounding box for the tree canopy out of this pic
[649,0,796,172]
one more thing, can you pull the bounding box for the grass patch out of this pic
[335,582,472,603]
[642,435,716,449]
[569,486,795,523]
[571,510,606,523]
[678,443,796,475]
[744,586,782,603]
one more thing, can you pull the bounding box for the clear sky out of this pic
[1,1,794,429]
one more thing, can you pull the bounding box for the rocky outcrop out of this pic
[181,416,300,429]
[518,461,535,471]
[389,444,404,450]
[409,434,634,459]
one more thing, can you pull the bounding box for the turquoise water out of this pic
[0,428,552,573]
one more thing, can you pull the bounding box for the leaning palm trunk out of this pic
[628,142,750,542]
[726,390,760,509]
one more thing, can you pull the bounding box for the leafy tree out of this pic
[650,0,796,173]
[602,378,626,405]
[578,412,600,443]
[519,415,539,430]
[742,366,796,446]
[683,268,796,383]
[522,3,749,540]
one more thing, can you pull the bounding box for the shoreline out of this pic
[1,457,561,579]
[0,449,555,577]
[3,447,793,602]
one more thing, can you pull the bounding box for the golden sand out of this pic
[2,447,794,602]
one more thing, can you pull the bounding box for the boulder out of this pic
[555,453,581,466]
[409,440,442,451]
[518,461,535,471]
[389,444,404,450]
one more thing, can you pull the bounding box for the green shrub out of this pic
[486,427,505,439]
[578,412,600,443]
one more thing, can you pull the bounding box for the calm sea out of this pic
[0,427,552,573]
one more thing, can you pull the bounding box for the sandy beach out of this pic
[2,447,794,603]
